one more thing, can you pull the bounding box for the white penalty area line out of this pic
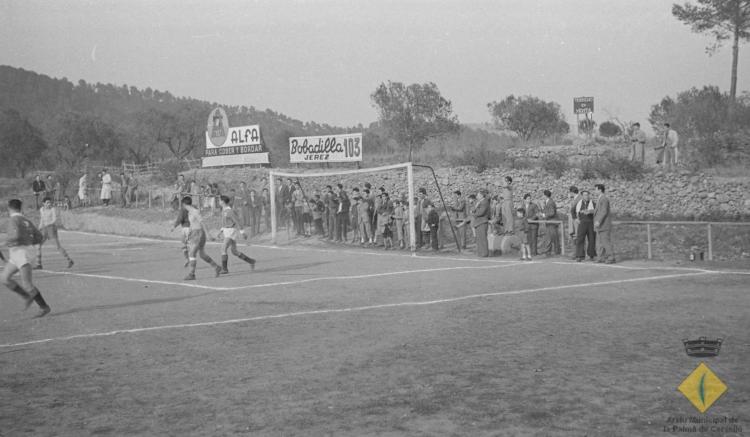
[0,270,714,349]
[38,263,526,292]
[61,230,518,264]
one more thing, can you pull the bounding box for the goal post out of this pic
[269,162,417,252]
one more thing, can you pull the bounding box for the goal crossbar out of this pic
[269,163,416,252]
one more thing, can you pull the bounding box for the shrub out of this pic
[508,156,533,170]
[540,154,570,178]
[156,159,186,184]
[580,158,599,180]
[579,153,649,181]
[599,121,622,137]
[449,146,506,173]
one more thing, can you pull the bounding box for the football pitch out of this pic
[1,231,748,436]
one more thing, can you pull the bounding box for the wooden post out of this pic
[559,220,565,256]
[135,191,139,208]
[707,223,713,261]
[161,191,165,209]
[148,190,152,209]
[646,223,652,260]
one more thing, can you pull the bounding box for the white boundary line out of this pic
[38,263,526,291]
[0,270,715,349]
[61,230,750,274]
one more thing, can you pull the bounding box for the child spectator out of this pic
[516,207,531,261]
[425,201,440,252]
[310,198,324,235]
[383,221,394,250]
[302,198,313,237]
[392,199,406,249]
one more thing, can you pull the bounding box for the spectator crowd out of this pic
[28,169,617,262]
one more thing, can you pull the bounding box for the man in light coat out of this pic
[594,184,615,264]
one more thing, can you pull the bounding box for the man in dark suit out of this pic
[575,190,597,261]
[335,184,350,242]
[450,190,468,250]
[471,189,490,257]
[522,193,540,256]
[540,189,560,256]
[32,175,46,210]
[594,184,615,263]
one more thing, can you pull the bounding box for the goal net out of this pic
[269,163,417,251]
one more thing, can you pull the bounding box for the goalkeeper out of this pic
[218,195,256,274]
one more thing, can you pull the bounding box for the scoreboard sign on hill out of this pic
[573,97,594,114]
[202,107,270,167]
[289,133,363,163]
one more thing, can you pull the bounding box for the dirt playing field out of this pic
[1,231,748,436]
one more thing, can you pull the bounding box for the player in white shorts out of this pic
[171,203,191,267]
[36,197,74,269]
[1,199,51,317]
[218,195,256,274]
[181,196,221,281]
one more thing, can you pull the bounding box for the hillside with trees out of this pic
[0,65,354,176]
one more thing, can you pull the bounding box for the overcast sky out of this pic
[1,0,746,129]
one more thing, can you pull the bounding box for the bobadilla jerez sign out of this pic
[289,133,363,163]
[203,107,270,167]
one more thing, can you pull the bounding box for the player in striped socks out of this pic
[1,199,51,317]
[218,195,256,274]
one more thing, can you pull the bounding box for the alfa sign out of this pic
[203,107,269,167]
[289,133,363,163]
[574,97,594,114]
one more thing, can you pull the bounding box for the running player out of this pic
[181,196,221,280]
[1,199,51,317]
[36,197,74,269]
[218,195,256,274]
[171,201,191,267]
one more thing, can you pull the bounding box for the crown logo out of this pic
[682,337,722,357]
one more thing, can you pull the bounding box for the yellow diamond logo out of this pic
[678,362,727,413]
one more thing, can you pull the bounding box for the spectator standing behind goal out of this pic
[539,189,559,256]
[349,189,360,243]
[32,175,46,210]
[516,207,531,261]
[575,190,597,262]
[567,186,581,245]
[45,175,56,202]
[392,199,406,249]
[425,201,440,252]
[471,189,490,257]
[449,190,468,250]
[292,181,306,236]
[357,190,373,245]
[77,173,88,207]
[523,193,540,256]
[248,189,261,237]
[119,172,129,207]
[501,176,514,235]
[100,168,112,206]
[662,123,680,170]
[630,122,646,163]
[335,184,350,242]
[594,184,615,264]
